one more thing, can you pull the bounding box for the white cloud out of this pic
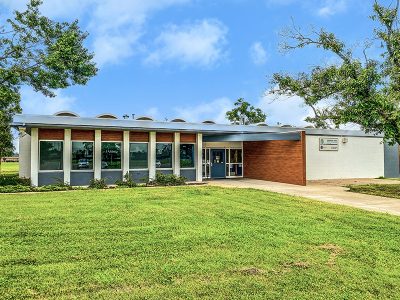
[172,93,312,126]
[20,88,76,115]
[173,97,233,123]
[257,91,313,126]
[265,0,349,17]
[0,0,191,67]
[317,0,348,17]
[145,19,228,68]
[250,42,268,65]
[144,107,162,120]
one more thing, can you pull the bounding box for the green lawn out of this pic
[0,186,399,299]
[349,184,400,199]
[0,162,18,175]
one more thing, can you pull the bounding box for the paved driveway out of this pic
[208,178,400,216]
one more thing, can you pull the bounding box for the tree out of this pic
[226,98,266,125]
[0,0,97,172]
[270,1,400,145]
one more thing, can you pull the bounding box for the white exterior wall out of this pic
[306,135,384,180]
[19,132,31,178]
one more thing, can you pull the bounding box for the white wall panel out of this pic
[306,135,384,180]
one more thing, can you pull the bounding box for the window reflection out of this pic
[72,142,93,170]
[156,143,172,168]
[101,142,121,169]
[40,141,63,170]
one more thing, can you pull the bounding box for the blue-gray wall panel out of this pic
[384,143,399,178]
[101,171,122,185]
[38,172,64,186]
[181,169,196,181]
[70,172,94,186]
[129,170,149,183]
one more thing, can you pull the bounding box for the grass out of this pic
[349,184,400,199]
[0,162,18,175]
[0,186,399,299]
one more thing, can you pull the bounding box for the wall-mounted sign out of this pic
[319,137,339,151]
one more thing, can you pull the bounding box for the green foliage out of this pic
[115,172,137,188]
[225,98,266,125]
[88,178,107,189]
[0,187,399,298]
[271,1,400,145]
[0,0,97,156]
[149,172,187,186]
[0,174,30,186]
[0,183,78,193]
[348,184,400,199]
[0,184,32,193]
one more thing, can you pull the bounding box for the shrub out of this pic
[88,178,107,189]
[149,172,187,186]
[116,172,137,188]
[53,179,73,189]
[0,185,33,193]
[0,184,85,193]
[0,174,30,186]
[35,185,73,192]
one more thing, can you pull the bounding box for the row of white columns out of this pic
[30,128,202,186]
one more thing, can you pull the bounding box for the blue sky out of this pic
[1,0,388,125]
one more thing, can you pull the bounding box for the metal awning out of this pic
[203,131,302,142]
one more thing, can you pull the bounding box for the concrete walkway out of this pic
[208,178,400,216]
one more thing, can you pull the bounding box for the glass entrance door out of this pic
[211,149,225,178]
[202,149,210,178]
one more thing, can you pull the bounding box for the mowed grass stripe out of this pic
[0,186,399,299]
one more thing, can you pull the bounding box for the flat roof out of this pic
[12,114,383,138]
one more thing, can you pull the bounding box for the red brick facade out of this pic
[71,130,95,141]
[38,129,64,140]
[130,132,149,142]
[181,133,196,143]
[156,132,174,142]
[101,130,123,141]
[243,131,306,186]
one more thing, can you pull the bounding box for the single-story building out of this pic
[12,112,400,186]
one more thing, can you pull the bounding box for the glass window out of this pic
[72,142,93,170]
[40,141,63,170]
[102,142,121,169]
[180,144,194,168]
[156,143,172,168]
[230,149,242,163]
[228,164,243,176]
[130,143,148,169]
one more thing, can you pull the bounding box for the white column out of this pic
[123,131,130,179]
[174,132,180,176]
[63,129,71,184]
[196,133,203,182]
[148,131,156,180]
[30,128,39,186]
[94,130,101,180]
[19,129,31,179]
